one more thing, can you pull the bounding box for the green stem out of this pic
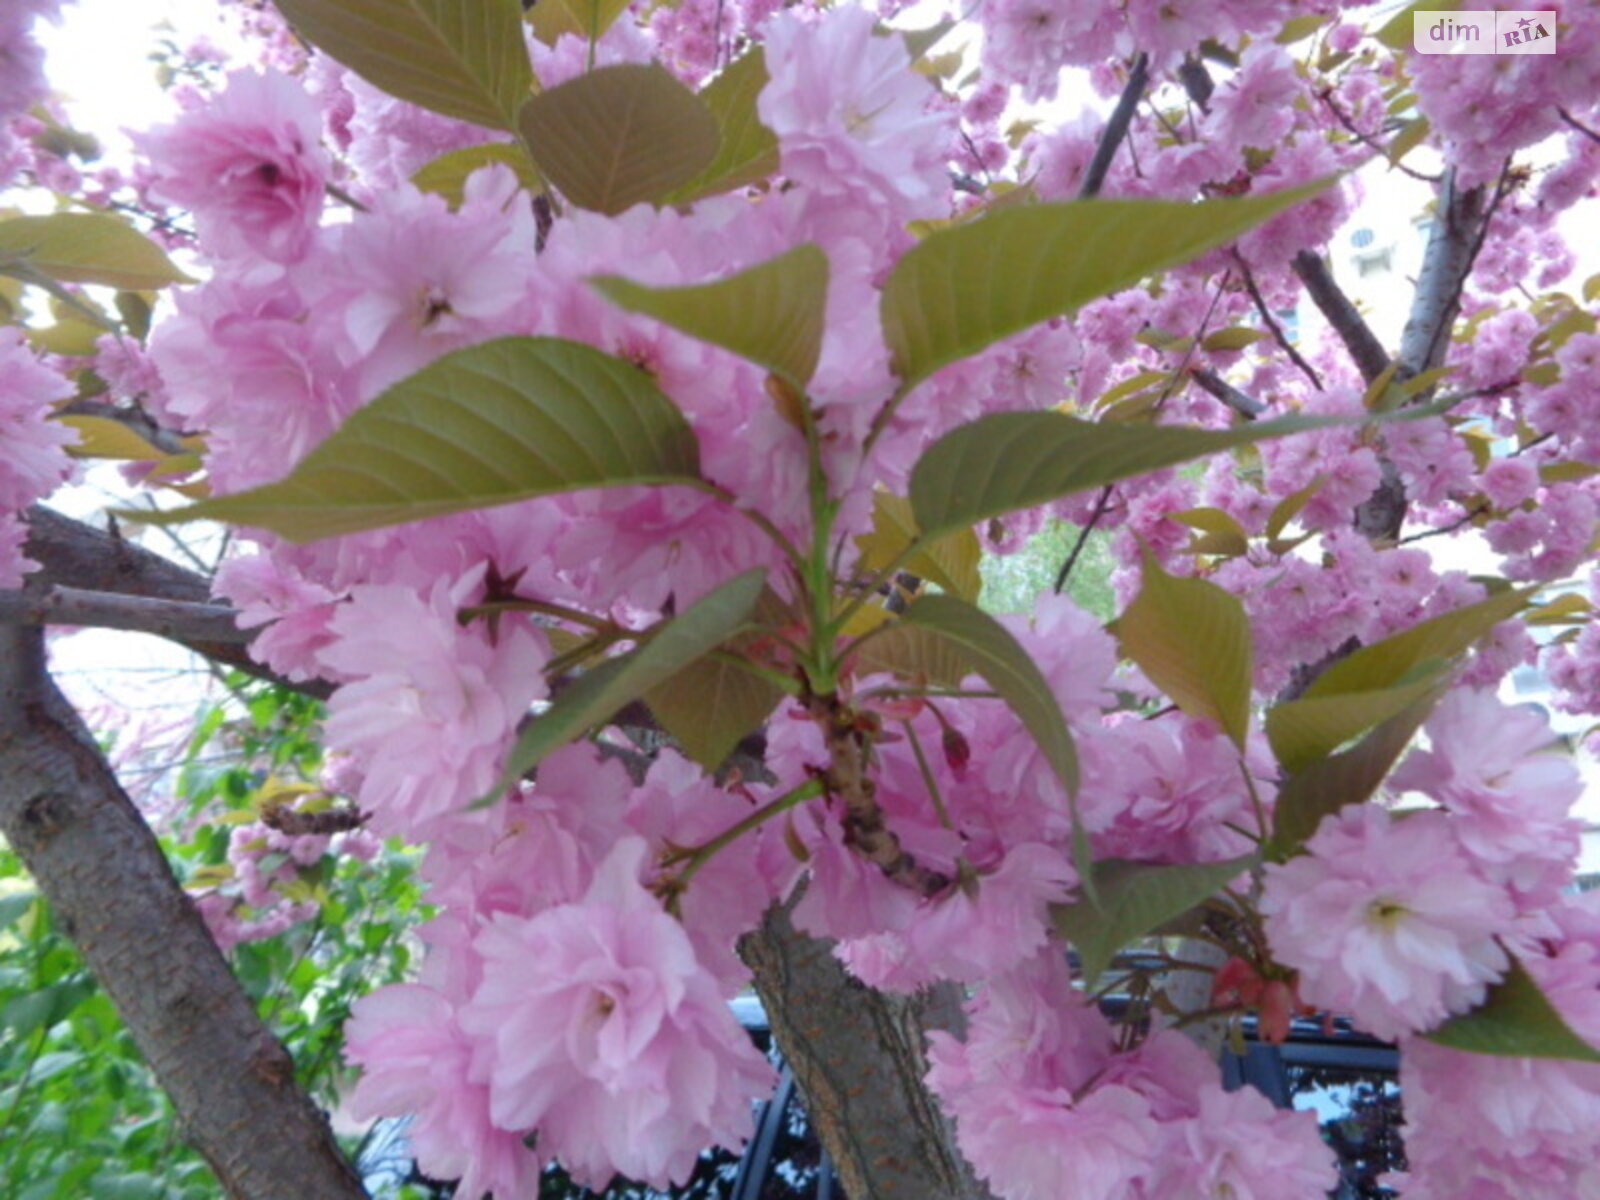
[460,596,613,632]
[901,720,955,831]
[671,777,825,894]
[695,481,808,575]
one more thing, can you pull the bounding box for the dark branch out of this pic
[22,506,332,700]
[1558,107,1600,146]
[1080,53,1149,199]
[1190,368,1266,419]
[1232,255,1324,389]
[0,585,248,644]
[58,397,191,458]
[1291,250,1391,384]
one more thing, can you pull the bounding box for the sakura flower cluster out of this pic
[13,0,1600,1196]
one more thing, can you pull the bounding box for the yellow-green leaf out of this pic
[411,142,543,207]
[1269,693,1439,855]
[0,213,191,290]
[881,181,1334,389]
[1267,669,1445,773]
[525,0,631,47]
[1303,588,1531,700]
[645,650,785,771]
[126,337,702,542]
[1388,116,1431,165]
[485,570,767,801]
[1172,507,1250,557]
[909,411,1333,541]
[664,49,780,205]
[519,64,719,215]
[273,0,534,129]
[1115,547,1253,748]
[591,245,828,387]
[1201,327,1269,352]
[855,492,982,603]
[1265,474,1327,539]
[1052,855,1255,985]
[58,415,167,461]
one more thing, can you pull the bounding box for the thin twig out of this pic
[1055,486,1114,593]
[1558,107,1600,146]
[1316,87,1440,184]
[1233,253,1324,389]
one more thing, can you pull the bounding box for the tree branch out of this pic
[0,585,248,644]
[57,397,191,458]
[740,892,990,1200]
[1290,250,1390,384]
[1232,255,1324,389]
[0,624,366,1200]
[1398,167,1492,379]
[21,506,332,700]
[1079,53,1149,199]
[1190,368,1265,420]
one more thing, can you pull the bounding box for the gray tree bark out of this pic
[741,897,988,1200]
[0,622,366,1200]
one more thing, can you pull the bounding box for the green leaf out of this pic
[525,0,631,47]
[1115,547,1253,749]
[850,623,975,690]
[0,214,191,290]
[855,492,982,603]
[1303,588,1532,699]
[1052,855,1255,985]
[664,50,780,204]
[127,337,702,542]
[1171,507,1250,558]
[881,181,1333,389]
[900,18,956,59]
[272,0,534,129]
[2,979,94,1040]
[0,890,37,931]
[644,651,784,771]
[411,142,543,207]
[909,411,1333,541]
[1269,694,1439,855]
[860,594,1092,889]
[519,64,719,216]
[1265,473,1326,539]
[1427,957,1600,1063]
[485,570,767,800]
[1266,669,1445,773]
[1388,116,1431,165]
[891,594,1077,795]
[1200,327,1269,352]
[591,244,829,387]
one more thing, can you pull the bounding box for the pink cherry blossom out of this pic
[141,68,329,263]
[459,839,774,1188]
[319,571,548,835]
[1261,805,1513,1040]
[345,983,544,1200]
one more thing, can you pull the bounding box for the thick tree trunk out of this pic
[0,624,365,1200]
[740,897,989,1200]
